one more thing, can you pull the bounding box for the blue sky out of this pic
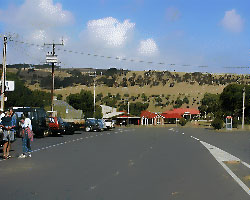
[0,0,249,73]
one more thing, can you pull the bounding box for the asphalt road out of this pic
[0,127,250,200]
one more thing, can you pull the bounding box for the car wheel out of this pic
[85,126,91,132]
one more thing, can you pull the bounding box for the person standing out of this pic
[19,112,33,158]
[1,108,16,159]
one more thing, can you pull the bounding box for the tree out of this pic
[129,102,149,116]
[66,89,94,118]
[220,84,248,116]
[199,93,220,116]
[94,105,103,119]
[96,93,103,102]
[183,96,189,104]
[5,73,51,108]
[57,94,63,100]
[141,93,147,102]
[174,97,183,108]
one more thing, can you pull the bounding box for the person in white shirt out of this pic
[19,112,33,158]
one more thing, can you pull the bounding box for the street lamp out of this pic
[89,71,97,117]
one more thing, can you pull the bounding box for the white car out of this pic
[104,119,115,130]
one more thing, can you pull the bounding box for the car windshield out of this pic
[57,117,64,124]
[88,119,96,123]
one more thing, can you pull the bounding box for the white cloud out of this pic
[0,0,74,43]
[0,1,161,69]
[2,0,73,29]
[86,17,135,47]
[221,9,244,33]
[138,38,158,56]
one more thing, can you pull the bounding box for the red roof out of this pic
[161,113,183,119]
[140,110,158,118]
[163,108,200,115]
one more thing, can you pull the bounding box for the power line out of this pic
[1,33,248,71]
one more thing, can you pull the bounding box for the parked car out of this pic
[61,120,77,135]
[13,107,49,137]
[104,119,115,130]
[97,119,107,131]
[48,116,67,135]
[85,118,101,132]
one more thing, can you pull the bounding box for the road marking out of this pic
[242,161,250,169]
[200,141,250,196]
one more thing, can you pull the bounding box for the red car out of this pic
[48,116,75,135]
[48,117,66,135]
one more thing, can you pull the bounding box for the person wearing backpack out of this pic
[18,112,33,158]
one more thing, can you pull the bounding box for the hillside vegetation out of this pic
[8,67,250,113]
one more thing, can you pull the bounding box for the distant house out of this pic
[140,110,164,125]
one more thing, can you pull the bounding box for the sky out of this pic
[0,0,249,73]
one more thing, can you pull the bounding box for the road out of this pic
[0,127,250,200]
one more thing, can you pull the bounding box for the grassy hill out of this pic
[8,67,249,113]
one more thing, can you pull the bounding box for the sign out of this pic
[0,81,15,91]
[46,55,58,63]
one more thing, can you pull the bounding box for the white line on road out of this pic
[200,141,250,196]
[241,161,250,169]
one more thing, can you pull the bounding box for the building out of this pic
[162,108,200,120]
[100,105,124,119]
[140,110,164,125]
[116,113,141,126]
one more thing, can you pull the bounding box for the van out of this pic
[13,107,49,137]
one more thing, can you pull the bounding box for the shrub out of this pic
[179,118,187,126]
[232,119,240,128]
[211,118,224,129]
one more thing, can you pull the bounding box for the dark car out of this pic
[13,107,49,137]
[85,118,101,132]
[63,121,77,135]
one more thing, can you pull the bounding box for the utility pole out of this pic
[44,40,63,112]
[128,101,130,115]
[1,36,7,111]
[89,71,97,117]
[242,87,245,129]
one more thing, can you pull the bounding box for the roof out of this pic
[161,113,183,119]
[116,114,140,119]
[140,110,162,118]
[163,108,200,115]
